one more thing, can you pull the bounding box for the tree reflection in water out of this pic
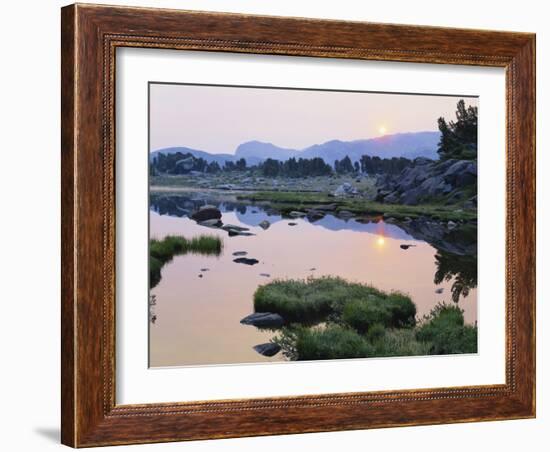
[434,251,477,303]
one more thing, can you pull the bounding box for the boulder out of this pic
[191,207,222,222]
[383,191,400,204]
[232,251,248,256]
[253,343,281,357]
[333,182,358,197]
[241,312,284,328]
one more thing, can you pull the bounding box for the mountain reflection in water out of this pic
[148,193,477,366]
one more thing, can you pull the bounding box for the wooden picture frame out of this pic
[61,3,535,447]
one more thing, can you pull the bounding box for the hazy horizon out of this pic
[150,83,478,154]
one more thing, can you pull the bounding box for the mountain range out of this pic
[150,131,441,166]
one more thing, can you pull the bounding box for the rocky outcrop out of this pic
[375,158,476,206]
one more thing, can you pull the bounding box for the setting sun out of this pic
[378,125,387,135]
[376,236,386,246]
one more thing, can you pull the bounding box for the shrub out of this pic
[367,323,386,342]
[416,303,477,354]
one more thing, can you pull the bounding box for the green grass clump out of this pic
[149,235,222,288]
[264,278,476,361]
[416,303,477,354]
[341,292,416,333]
[253,276,399,324]
[274,325,374,361]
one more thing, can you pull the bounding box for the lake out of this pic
[149,192,477,367]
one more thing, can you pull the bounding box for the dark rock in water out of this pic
[198,274,203,278]
[232,251,248,256]
[309,267,316,271]
[200,268,209,272]
[198,218,222,228]
[258,220,271,230]
[228,230,255,237]
[260,273,271,277]
[400,244,417,250]
[240,312,284,328]
[289,211,307,218]
[288,222,297,226]
[221,224,249,232]
[435,288,444,294]
[191,207,222,222]
[253,342,281,357]
[233,257,259,265]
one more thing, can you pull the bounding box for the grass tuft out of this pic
[149,235,222,288]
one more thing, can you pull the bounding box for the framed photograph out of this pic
[61,4,536,447]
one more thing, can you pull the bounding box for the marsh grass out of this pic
[265,278,476,360]
[238,191,477,222]
[253,276,411,325]
[149,235,222,288]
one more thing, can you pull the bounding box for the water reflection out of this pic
[434,251,477,303]
[148,193,477,366]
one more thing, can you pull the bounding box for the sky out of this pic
[149,83,478,154]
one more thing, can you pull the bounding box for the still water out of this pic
[149,194,477,367]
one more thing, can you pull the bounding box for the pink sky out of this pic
[149,83,478,154]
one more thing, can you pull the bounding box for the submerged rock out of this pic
[240,312,284,328]
[260,273,271,277]
[400,244,417,250]
[253,342,281,357]
[289,211,307,218]
[232,251,248,256]
[233,257,259,265]
[435,288,444,294]
[288,222,297,226]
[221,224,249,232]
[228,230,255,237]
